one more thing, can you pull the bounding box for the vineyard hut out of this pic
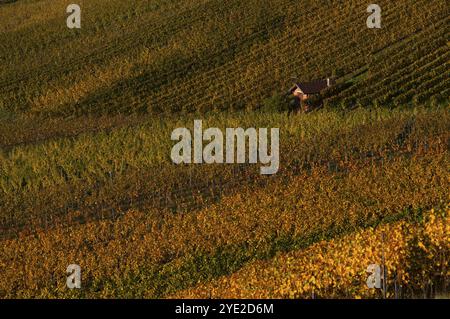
[289,78,335,101]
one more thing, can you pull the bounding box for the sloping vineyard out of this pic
[0,148,448,297]
[0,0,448,299]
[0,105,449,297]
[0,0,448,118]
[173,206,449,299]
[1,107,448,237]
[328,14,450,107]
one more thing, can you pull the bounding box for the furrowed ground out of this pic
[0,0,449,298]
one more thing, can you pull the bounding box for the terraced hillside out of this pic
[0,0,449,298]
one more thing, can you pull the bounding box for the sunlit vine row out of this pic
[0,151,448,298]
[173,206,449,299]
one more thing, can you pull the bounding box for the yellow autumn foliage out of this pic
[173,206,449,299]
[0,151,447,298]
